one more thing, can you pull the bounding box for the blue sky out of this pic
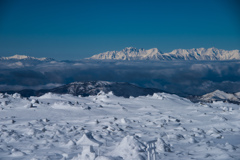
[0,0,239,60]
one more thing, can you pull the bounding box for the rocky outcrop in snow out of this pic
[87,47,240,60]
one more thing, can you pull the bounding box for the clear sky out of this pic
[0,0,239,60]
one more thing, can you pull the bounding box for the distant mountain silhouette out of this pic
[1,81,164,98]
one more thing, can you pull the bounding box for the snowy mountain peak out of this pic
[146,48,161,54]
[0,54,54,61]
[87,47,164,60]
[10,55,30,59]
[199,90,240,104]
[87,47,240,60]
[208,47,219,51]
[123,47,137,51]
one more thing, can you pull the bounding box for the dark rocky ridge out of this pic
[1,81,164,98]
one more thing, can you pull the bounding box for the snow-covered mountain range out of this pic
[0,54,54,61]
[88,47,240,60]
[3,47,240,61]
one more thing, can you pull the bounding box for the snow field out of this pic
[0,92,240,160]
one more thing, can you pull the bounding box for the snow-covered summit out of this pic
[0,54,54,61]
[199,90,240,104]
[88,47,165,60]
[87,47,240,60]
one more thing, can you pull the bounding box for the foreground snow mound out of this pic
[76,132,102,146]
[111,135,146,160]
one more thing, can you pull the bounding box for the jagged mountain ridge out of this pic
[42,81,165,98]
[88,47,240,60]
[2,81,164,98]
[0,54,54,61]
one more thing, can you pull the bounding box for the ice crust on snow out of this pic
[0,92,239,159]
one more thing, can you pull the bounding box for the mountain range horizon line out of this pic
[96,46,239,53]
[88,46,240,61]
[1,46,240,61]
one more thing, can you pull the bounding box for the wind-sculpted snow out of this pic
[0,92,239,159]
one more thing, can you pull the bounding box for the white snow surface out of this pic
[0,92,240,160]
[88,47,240,60]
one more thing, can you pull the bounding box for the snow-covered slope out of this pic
[0,92,239,159]
[199,90,240,104]
[0,54,54,61]
[88,47,240,60]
